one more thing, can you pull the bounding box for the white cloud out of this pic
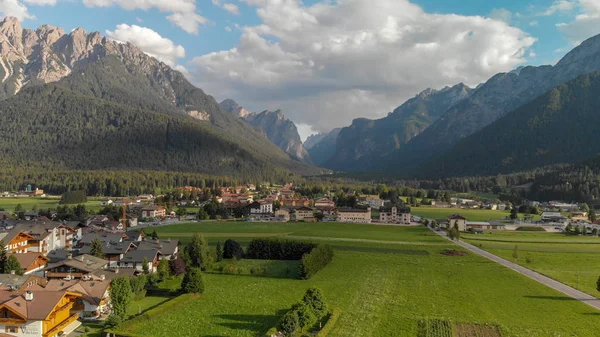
[490,8,512,23]
[557,0,600,44]
[82,0,208,34]
[529,50,536,57]
[212,0,240,15]
[225,26,232,32]
[105,24,185,67]
[23,0,56,4]
[136,16,143,23]
[529,20,539,26]
[0,0,34,21]
[541,0,576,16]
[191,0,536,132]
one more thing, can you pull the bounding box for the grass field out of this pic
[0,197,104,212]
[114,223,600,337]
[463,231,600,297]
[410,207,514,221]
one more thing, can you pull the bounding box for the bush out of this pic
[315,308,341,337]
[516,226,546,231]
[169,257,187,276]
[299,244,334,280]
[180,268,204,294]
[279,310,299,337]
[250,266,267,276]
[303,287,327,319]
[223,239,244,259]
[246,239,317,260]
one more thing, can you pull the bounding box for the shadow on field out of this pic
[214,312,284,332]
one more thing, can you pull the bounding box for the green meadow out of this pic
[463,231,600,297]
[0,197,104,212]
[114,223,600,337]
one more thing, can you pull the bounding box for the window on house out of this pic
[5,326,18,333]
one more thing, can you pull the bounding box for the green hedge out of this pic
[299,244,334,280]
[516,226,546,232]
[246,238,317,260]
[315,308,341,337]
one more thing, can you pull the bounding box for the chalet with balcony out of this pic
[43,255,108,280]
[0,290,82,337]
[44,278,111,320]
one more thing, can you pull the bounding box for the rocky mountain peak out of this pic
[219,99,250,118]
[0,17,22,46]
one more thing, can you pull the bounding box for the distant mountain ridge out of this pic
[307,128,341,166]
[220,100,312,164]
[385,32,600,172]
[325,83,472,171]
[0,17,323,180]
[417,71,600,178]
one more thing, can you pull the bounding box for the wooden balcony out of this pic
[43,313,79,337]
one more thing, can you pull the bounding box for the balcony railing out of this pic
[43,313,79,337]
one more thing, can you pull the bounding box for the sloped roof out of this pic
[44,254,107,273]
[0,290,80,320]
[9,253,49,270]
[45,279,110,306]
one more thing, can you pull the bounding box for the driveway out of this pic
[431,228,600,311]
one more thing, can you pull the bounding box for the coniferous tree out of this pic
[5,255,22,275]
[90,238,105,258]
[0,240,8,272]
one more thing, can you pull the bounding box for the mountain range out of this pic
[220,100,311,164]
[0,17,323,181]
[306,31,600,178]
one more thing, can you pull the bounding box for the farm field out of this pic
[0,197,104,212]
[116,223,600,337]
[463,231,600,296]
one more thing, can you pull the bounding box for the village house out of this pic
[466,221,505,231]
[141,206,166,219]
[571,211,588,222]
[0,290,82,337]
[99,199,113,206]
[44,254,108,280]
[134,239,179,260]
[294,207,314,221]
[248,201,273,215]
[541,212,568,223]
[447,214,467,231]
[358,195,384,208]
[379,207,411,224]
[44,278,111,320]
[0,230,35,254]
[337,208,372,224]
[0,274,47,292]
[274,208,291,222]
[314,198,335,209]
[118,250,161,272]
[9,253,49,276]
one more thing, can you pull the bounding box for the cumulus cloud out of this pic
[82,0,208,34]
[212,0,240,15]
[557,0,600,44]
[490,8,512,23]
[0,0,35,20]
[105,24,185,67]
[541,0,576,16]
[190,0,535,132]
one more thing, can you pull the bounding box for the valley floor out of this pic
[115,223,600,337]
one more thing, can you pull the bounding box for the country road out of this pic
[431,228,600,311]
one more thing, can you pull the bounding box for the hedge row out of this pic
[299,244,334,280]
[246,238,317,260]
[315,308,341,337]
[516,226,546,232]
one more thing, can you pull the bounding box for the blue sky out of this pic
[5,0,599,139]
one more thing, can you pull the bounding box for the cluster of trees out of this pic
[246,239,317,260]
[60,190,88,204]
[299,244,334,280]
[277,288,328,336]
[0,241,22,275]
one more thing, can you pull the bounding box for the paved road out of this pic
[431,228,600,311]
